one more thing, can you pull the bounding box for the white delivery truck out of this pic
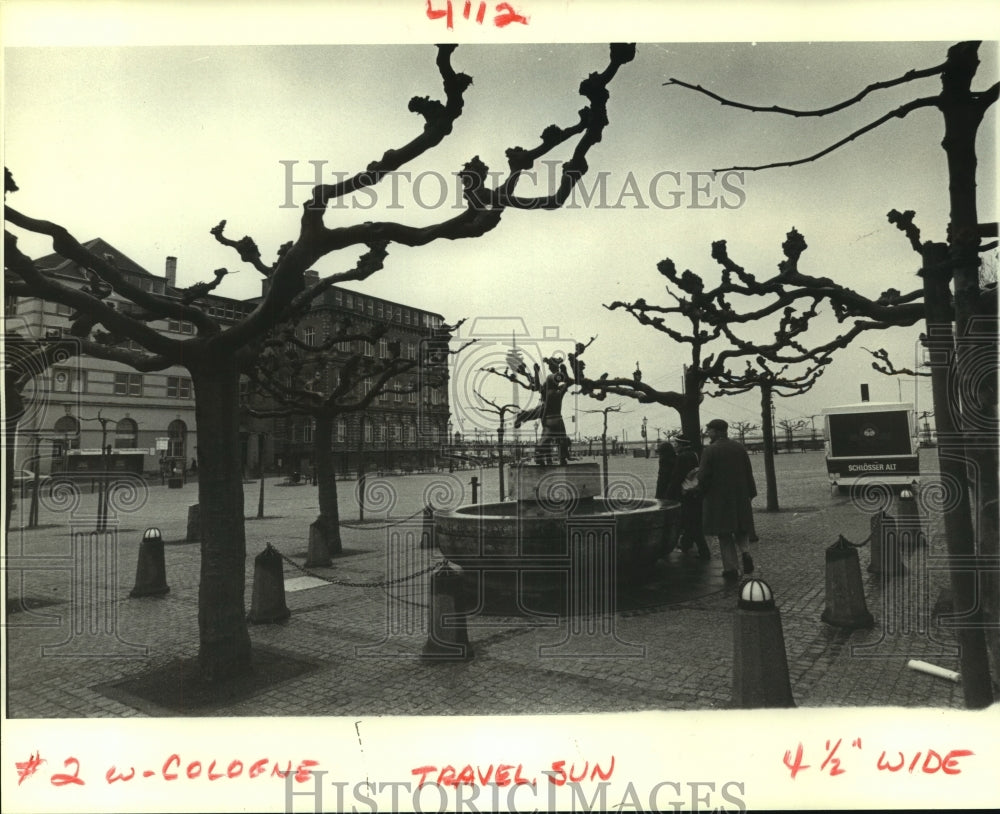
[822,402,920,494]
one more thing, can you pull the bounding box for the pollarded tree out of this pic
[668,41,998,706]
[3,43,636,681]
[245,309,469,561]
[731,420,758,446]
[707,356,830,512]
[582,230,902,446]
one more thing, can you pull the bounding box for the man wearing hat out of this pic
[696,418,757,578]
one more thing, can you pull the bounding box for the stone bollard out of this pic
[186,504,200,543]
[130,527,170,597]
[420,505,435,550]
[421,561,473,662]
[305,517,334,567]
[732,577,795,708]
[247,543,291,624]
[821,536,875,629]
[893,486,926,553]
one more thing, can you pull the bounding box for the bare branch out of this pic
[665,61,945,117]
[5,205,220,334]
[713,97,939,173]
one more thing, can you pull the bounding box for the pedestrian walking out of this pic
[671,435,711,559]
[695,418,757,579]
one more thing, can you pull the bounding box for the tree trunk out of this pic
[312,414,343,557]
[257,431,265,520]
[190,356,252,681]
[4,378,22,536]
[679,368,704,451]
[923,241,995,707]
[760,385,779,511]
[939,42,998,702]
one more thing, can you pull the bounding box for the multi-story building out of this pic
[5,239,451,478]
[261,272,452,477]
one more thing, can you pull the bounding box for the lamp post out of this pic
[642,416,649,458]
[79,410,116,531]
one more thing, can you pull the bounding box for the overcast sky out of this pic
[3,3,997,443]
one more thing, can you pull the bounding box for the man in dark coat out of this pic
[696,418,757,578]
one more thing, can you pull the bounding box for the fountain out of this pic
[436,357,677,616]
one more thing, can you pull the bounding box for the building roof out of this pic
[34,237,158,281]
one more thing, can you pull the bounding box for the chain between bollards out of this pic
[271,544,440,589]
[339,507,426,531]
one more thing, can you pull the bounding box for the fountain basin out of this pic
[435,497,678,616]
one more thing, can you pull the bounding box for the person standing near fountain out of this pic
[696,419,757,579]
[672,436,711,559]
[655,440,679,552]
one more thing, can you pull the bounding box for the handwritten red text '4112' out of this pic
[426,0,529,29]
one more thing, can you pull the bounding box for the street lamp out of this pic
[78,410,117,531]
[642,416,649,458]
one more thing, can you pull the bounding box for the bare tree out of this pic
[731,420,758,446]
[245,313,467,561]
[708,357,829,511]
[3,43,636,681]
[586,230,894,447]
[668,40,998,706]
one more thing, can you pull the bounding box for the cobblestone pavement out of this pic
[4,448,979,720]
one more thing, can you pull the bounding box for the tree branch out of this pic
[665,61,945,117]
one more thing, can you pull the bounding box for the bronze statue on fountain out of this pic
[513,357,572,466]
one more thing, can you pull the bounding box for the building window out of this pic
[167,318,194,334]
[114,373,143,397]
[406,423,416,444]
[53,415,81,456]
[404,310,411,325]
[302,420,314,444]
[394,389,403,403]
[303,326,316,346]
[345,294,353,309]
[376,302,384,318]
[167,419,187,459]
[363,377,372,396]
[407,342,417,360]
[378,337,389,359]
[166,376,192,399]
[363,340,374,357]
[52,367,87,393]
[394,307,401,323]
[4,295,16,316]
[337,339,351,352]
[376,423,387,444]
[363,420,373,444]
[115,417,138,449]
[336,418,347,444]
[367,300,374,316]
[408,389,417,405]
[334,291,343,306]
